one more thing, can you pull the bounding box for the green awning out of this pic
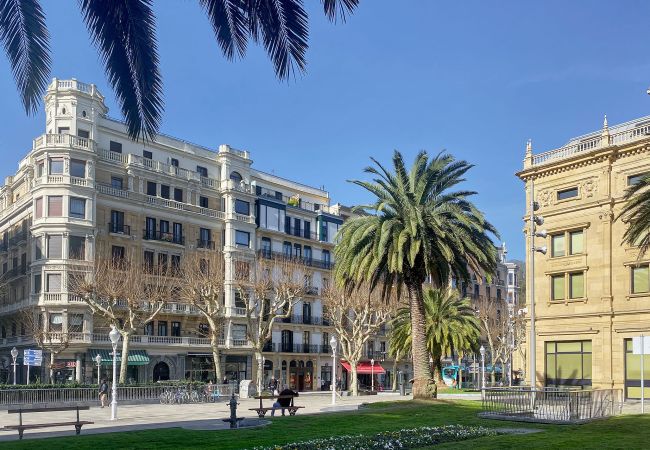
[89,349,149,366]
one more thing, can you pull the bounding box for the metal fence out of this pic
[481,387,623,424]
[0,383,235,409]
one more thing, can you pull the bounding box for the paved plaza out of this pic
[0,392,414,442]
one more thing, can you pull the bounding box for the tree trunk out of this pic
[407,282,437,399]
[255,349,264,395]
[49,352,55,383]
[432,352,445,387]
[210,330,222,383]
[119,332,130,384]
[350,362,359,396]
[392,359,398,392]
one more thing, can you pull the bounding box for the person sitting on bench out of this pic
[271,387,298,416]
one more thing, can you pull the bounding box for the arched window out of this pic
[153,362,170,381]
[230,171,242,183]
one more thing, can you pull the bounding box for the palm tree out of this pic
[389,287,480,384]
[335,151,498,399]
[618,174,650,256]
[0,0,359,141]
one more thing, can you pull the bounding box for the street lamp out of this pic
[370,358,375,392]
[10,347,18,386]
[109,325,120,420]
[479,345,485,393]
[95,354,102,384]
[330,335,337,406]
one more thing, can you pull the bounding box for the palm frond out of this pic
[79,0,163,141]
[200,0,248,60]
[0,0,50,114]
[321,0,359,22]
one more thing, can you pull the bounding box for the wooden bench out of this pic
[249,395,305,418]
[3,406,93,440]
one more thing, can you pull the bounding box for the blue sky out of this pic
[1,0,650,260]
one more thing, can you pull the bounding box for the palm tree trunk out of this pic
[407,282,437,399]
[392,358,398,392]
[119,332,130,384]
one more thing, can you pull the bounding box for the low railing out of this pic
[481,387,623,423]
[0,383,235,409]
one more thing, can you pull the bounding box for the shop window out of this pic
[545,340,592,387]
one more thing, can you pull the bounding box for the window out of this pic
[199,196,209,208]
[545,340,592,387]
[235,230,250,247]
[294,218,301,237]
[160,220,169,234]
[143,150,152,159]
[170,158,179,167]
[569,272,584,299]
[198,228,212,248]
[232,324,247,341]
[171,321,181,337]
[33,274,42,293]
[285,216,291,234]
[47,273,62,292]
[322,250,331,268]
[69,314,84,333]
[69,197,86,219]
[283,241,292,257]
[172,223,183,244]
[174,188,183,202]
[551,275,565,300]
[112,245,125,261]
[198,323,209,336]
[58,126,69,134]
[304,246,312,263]
[304,221,311,239]
[110,141,122,153]
[158,253,168,270]
[34,197,43,219]
[294,243,302,258]
[230,171,243,183]
[261,237,271,257]
[111,176,123,190]
[551,230,584,257]
[77,129,89,139]
[628,173,648,186]
[49,158,64,174]
[171,255,181,274]
[259,204,285,231]
[35,237,43,260]
[145,322,154,336]
[111,210,125,233]
[632,265,650,294]
[557,187,578,200]
[47,235,62,259]
[144,251,154,271]
[49,313,63,332]
[70,159,86,178]
[235,199,250,215]
[158,321,168,336]
[551,234,565,257]
[160,185,170,199]
[146,181,157,196]
[69,236,85,260]
[196,166,208,177]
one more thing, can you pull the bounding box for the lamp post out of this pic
[95,354,102,384]
[479,345,485,393]
[10,347,18,386]
[109,325,120,420]
[370,358,375,392]
[330,335,337,406]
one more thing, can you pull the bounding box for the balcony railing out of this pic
[143,230,185,246]
[257,250,334,270]
[197,240,215,250]
[284,226,317,240]
[32,133,95,152]
[289,315,323,325]
[108,222,131,235]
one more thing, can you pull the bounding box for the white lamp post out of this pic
[370,358,375,392]
[330,335,337,405]
[479,345,480,393]
[109,325,120,420]
[10,347,18,386]
[95,354,102,384]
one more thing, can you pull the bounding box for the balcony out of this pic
[8,231,27,247]
[304,286,319,296]
[257,250,334,270]
[290,315,323,325]
[142,230,185,246]
[284,226,317,240]
[197,239,216,250]
[108,222,131,235]
[32,133,95,153]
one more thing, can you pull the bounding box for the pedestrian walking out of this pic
[99,379,109,408]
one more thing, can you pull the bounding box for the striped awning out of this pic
[89,349,150,366]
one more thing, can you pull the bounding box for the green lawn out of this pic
[2,400,649,449]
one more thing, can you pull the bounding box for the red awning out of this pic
[341,361,386,375]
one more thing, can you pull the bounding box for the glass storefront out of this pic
[545,340,592,388]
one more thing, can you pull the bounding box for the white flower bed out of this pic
[252,425,497,449]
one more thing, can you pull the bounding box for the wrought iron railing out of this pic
[481,387,623,423]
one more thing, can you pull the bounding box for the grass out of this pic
[1,400,649,449]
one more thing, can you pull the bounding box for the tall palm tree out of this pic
[0,0,359,141]
[618,174,650,256]
[389,287,480,384]
[335,151,498,399]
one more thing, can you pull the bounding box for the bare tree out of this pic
[70,254,172,383]
[178,250,226,382]
[234,255,308,394]
[474,295,507,384]
[22,309,70,382]
[323,282,394,396]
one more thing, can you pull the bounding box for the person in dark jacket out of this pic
[271,387,298,416]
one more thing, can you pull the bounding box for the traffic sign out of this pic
[23,349,43,367]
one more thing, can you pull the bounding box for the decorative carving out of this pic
[582,178,598,198]
[538,190,553,207]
